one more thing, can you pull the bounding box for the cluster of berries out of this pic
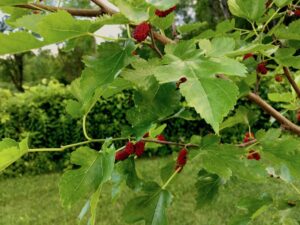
[242,132,261,161]
[115,133,166,162]
[115,141,145,161]
[243,132,255,143]
[243,53,269,75]
[243,53,285,82]
[133,6,176,42]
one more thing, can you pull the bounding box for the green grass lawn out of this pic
[0,157,299,225]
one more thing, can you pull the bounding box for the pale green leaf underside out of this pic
[0,11,128,55]
[59,144,115,207]
[0,137,28,172]
[123,183,172,225]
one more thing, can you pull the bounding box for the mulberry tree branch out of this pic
[283,66,300,98]
[15,3,103,17]
[247,92,300,136]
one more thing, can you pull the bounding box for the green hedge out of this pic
[0,80,216,177]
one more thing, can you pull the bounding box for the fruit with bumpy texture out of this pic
[295,9,300,17]
[247,150,261,160]
[175,148,188,172]
[243,53,254,60]
[243,132,255,143]
[257,62,268,75]
[124,141,135,155]
[155,6,176,17]
[156,134,166,141]
[133,22,151,42]
[135,141,145,157]
[275,75,283,82]
[115,150,130,161]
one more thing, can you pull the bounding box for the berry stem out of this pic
[150,28,163,58]
[162,167,181,189]
[83,114,92,141]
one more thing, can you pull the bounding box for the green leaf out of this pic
[274,0,293,7]
[149,7,175,30]
[228,0,266,22]
[193,136,266,181]
[198,37,236,57]
[275,48,300,69]
[177,22,207,34]
[0,0,29,6]
[59,141,115,207]
[0,12,128,55]
[220,106,249,131]
[89,185,102,225]
[111,0,149,24]
[260,133,300,181]
[126,76,181,136]
[229,195,273,225]
[122,182,172,225]
[195,169,222,208]
[0,137,28,172]
[68,40,135,117]
[146,0,179,10]
[274,20,300,40]
[154,41,244,133]
[268,92,294,103]
[111,158,143,201]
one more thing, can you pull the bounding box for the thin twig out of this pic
[247,92,300,136]
[283,66,300,98]
[141,138,199,148]
[237,139,257,147]
[15,3,103,16]
[90,0,118,15]
[254,73,261,94]
[150,28,163,58]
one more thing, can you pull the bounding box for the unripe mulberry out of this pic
[133,22,151,42]
[135,141,145,157]
[175,148,188,172]
[155,6,176,17]
[257,62,268,75]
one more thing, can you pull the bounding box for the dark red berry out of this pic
[175,148,188,172]
[155,6,176,17]
[156,134,165,141]
[124,141,135,155]
[133,22,151,42]
[247,150,261,161]
[256,62,268,75]
[275,75,283,82]
[243,53,254,61]
[243,132,254,143]
[143,132,149,138]
[115,150,130,161]
[135,141,145,157]
[294,9,300,17]
[176,76,188,89]
[297,111,300,122]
